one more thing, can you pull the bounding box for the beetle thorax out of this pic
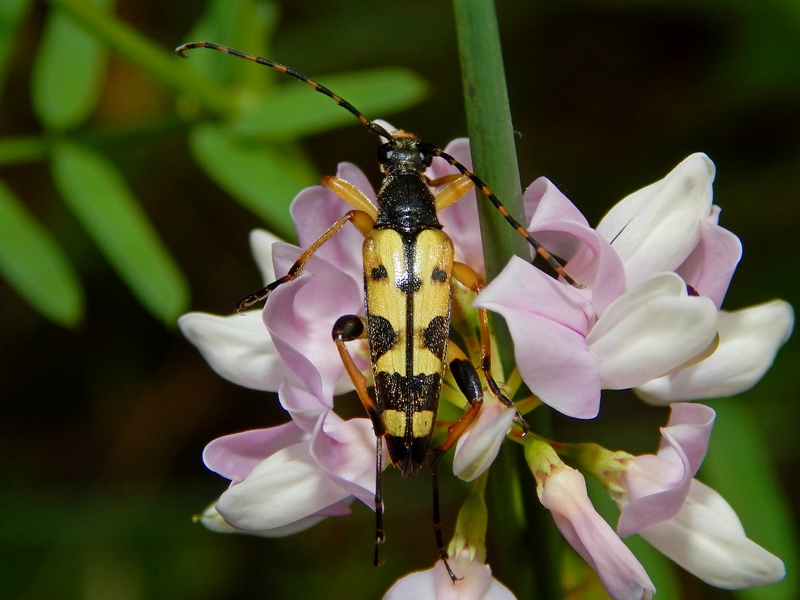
[373,138,441,234]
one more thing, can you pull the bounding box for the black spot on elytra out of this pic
[371,265,388,280]
[368,315,397,361]
[397,274,422,294]
[423,315,448,360]
[374,371,441,412]
[431,267,448,282]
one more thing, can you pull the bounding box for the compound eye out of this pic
[417,143,435,168]
[377,143,394,165]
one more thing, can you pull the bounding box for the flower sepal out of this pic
[562,442,634,500]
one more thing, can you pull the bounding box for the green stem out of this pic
[453,0,528,380]
[453,0,528,282]
[453,1,561,598]
[45,0,235,116]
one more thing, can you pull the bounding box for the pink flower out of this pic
[201,382,378,535]
[383,553,515,600]
[179,209,367,402]
[452,396,517,481]
[528,441,655,600]
[477,153,792,417]
[613,403,785,588]
[264,239,366,399]
[476,259,718,418]
[615,403,714,536]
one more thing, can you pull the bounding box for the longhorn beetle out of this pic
[176,41,581,580]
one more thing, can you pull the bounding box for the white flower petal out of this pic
[249,228,282,284]
[588,272,686,343]
[383,556,515,600]
[640,480,785,589]
[597,153,715,286]
[199,501,326,537]
[636,300,794,403]
[453,399,517,481]
[178,311,284,391]
[216,442,351,531]
[588,274,719,389]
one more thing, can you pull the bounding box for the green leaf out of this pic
[702,399,798,600]
[31,0,112,131]
[46,0,233,116]
[51,142,190,325]
[0,178,84,326]
[189,124,318,241]
[229,68,428,141]
[0,136,49,166]
[0,0,32,97]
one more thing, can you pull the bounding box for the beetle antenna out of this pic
[175,41,394,141]
[176,42,581,288]
[433,149,584,288]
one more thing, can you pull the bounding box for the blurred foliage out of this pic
[0,0,426,325]
[0,0,798,598]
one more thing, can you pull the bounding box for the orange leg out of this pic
[330,315,386,568]
[236,209,374,312]
[322,176,378,219]
[431,174,474,212]
[331,315,381,432]
[426,340,486,583]
[450,262,525,431]
[431,341,484,459]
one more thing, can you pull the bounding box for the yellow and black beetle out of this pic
[176,42,580,579]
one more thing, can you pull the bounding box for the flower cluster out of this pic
[478,153,792,418]
[180,141,791,599]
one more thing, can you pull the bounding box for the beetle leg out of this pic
[331,315,386,568]
[425,341,485,583]
[431,174,474,212]
[236,210,374,312]
[429,455,460,582]
[432,341,485,458]
[451,261,527,431]
[432,148,584,288]
[322,176,378,219]
[331,315,381,431]
[426,173,462,187]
